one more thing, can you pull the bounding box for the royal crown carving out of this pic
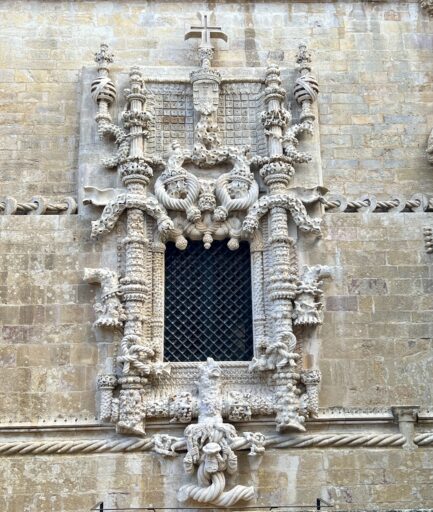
[84,12,328,506]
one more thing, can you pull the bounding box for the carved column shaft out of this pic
[120,67,153,361]
[250,242,267,352]
[151,241,166,360]
[263,65,297,350]
[268,209,297,342]
[122,210,148,343]
[127,67,146,157]
[268,104,283,157]
[117,68,154,439]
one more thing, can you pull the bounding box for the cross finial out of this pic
[185,11,228,49]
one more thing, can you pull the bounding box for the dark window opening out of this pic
[164,240,254,362]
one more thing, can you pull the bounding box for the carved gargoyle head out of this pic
[227,176,251,199]
[198,179,216,212]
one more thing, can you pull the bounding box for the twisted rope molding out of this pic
[0,432,414,456]
[0,196,77,215]
[414,433,433,446]
[320,193,432,213]
[1,193,431,216]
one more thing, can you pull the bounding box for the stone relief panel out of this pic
[82,12,329,506]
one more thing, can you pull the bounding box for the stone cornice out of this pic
[1,406,431,434]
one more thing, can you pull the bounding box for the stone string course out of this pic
[2,193,433,215]
[0,432,412,456]
[0,196,76,214]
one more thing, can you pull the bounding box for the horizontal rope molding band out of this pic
[414,433,433,446]
[320,193,433,213]
[0,196,77,215]
[1,193,432,216]
[0,432,417,456]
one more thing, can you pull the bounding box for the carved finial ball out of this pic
[175,235,188,250]
[265,64,281,83]
[296,42,312,66]
[227,238,239,251]
[266,64,280,75]
[91,76,117,104]
[294,74,319,105]
[129,65,142,82]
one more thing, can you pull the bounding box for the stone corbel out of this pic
[97,374,118,422]
[392,405,420,450]
[301,369,321,417]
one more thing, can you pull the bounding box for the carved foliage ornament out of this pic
[84,14,328,506]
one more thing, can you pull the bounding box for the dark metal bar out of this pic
[89,502,104,512]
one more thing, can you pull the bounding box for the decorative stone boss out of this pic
[84,12,328,507]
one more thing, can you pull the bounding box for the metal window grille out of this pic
[164,240,254,362]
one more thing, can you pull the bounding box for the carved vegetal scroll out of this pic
[84,13,329,506]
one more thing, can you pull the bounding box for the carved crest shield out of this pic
[193,80,219,115]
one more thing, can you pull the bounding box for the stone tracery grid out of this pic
[146,83,267,156]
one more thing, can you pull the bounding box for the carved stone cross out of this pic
[185,11,228,49]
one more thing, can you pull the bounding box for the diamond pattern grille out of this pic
[164,240,254,362]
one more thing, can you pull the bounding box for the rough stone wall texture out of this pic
[1,1,433,511]
[1,450,433,511]
[317,212,433,408]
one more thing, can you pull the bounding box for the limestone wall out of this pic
[1,449,432,511]
[1,1,433,511]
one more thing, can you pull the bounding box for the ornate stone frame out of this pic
[83,13,329,506]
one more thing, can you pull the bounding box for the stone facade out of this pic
[1,1,433,511]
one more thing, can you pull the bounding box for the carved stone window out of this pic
[164,239,254,362]
[83,13,328,508]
